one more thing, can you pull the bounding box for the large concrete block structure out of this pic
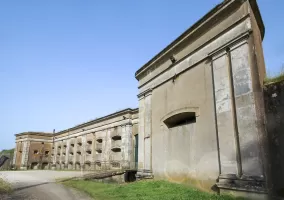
[14,132,53,170]
[135,0,268,198]
[14,108,139,171]
[13,0,276,198]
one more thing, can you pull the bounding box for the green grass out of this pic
[264,67,284,85]
[62,180,245,200]
[264,73,284,85]
[0,178,12,194]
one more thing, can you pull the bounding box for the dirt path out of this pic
[0,170,92,200]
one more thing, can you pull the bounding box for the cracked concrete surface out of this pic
[0,170,92,200]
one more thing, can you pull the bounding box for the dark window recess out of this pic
[86,150,92,154]
[112,148,121,153]
[96,149,102,153]
[42,142,44,144]
[87,141,92,145]
[112,162,120,168]
[97,139,103,143]
[71,144,74,147]
[164,112,196,128]
[112,135,121,141]
[45,151,49,155]
[34,150,39,154]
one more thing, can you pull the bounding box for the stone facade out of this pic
[14,108,139,171]
[13,0,277,199]
[135,0,269,199]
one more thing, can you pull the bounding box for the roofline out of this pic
[15,132,53,137]
[249,0,265,39]
[135,0,265,80]
[54,108,138,135]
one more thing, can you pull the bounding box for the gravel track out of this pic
[0,170,92,200]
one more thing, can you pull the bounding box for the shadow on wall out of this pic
[264,80,284,197]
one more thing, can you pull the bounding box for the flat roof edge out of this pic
[54,108,138,135]
[135,0,265,80]
[15,132,53,137]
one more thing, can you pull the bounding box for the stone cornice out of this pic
[137,18,252,96]
[55,108,138,136]
[14,108,139,142]
[15,138,53,143]
[137,88,152,99]
[135,0,264,82]
[53,119,134,141]
[15,132,53,137]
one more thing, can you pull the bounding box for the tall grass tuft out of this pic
[264,65,284,85]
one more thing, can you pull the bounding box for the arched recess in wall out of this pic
[161,107,200,128]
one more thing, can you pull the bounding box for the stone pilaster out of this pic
[12,144,17,166]
[211,38,267,195]
[137,89,153,178]
[52,142,57,170]
[65,139,70,165]
[104,129,111,170]
[81,135,86,170]
[137,96,145,175]
[122,123,133,169]
[59,141,64,169]
[73,138,78,169]
[20,141,30,170]
[91,134,96,170]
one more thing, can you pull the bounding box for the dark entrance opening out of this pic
[134,134,138,169]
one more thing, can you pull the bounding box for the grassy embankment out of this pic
[264,68,284,85]
[0,178,12,194]
[62,180,245,200]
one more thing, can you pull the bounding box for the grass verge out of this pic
[0,178,12,194]
[264,67,284,85]
[62,180,245,200]
[264,73,284,85]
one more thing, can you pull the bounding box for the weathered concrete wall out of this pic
[15,142,22,168]
[264,81,284,196]
[28,141,52,169]
[150,60,218,190]
[135,0,268,198]
[15,109,139,172]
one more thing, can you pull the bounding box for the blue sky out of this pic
[0,0,283,151]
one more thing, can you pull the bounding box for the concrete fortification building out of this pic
[14,108,139,171]
[13,0,272,198]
